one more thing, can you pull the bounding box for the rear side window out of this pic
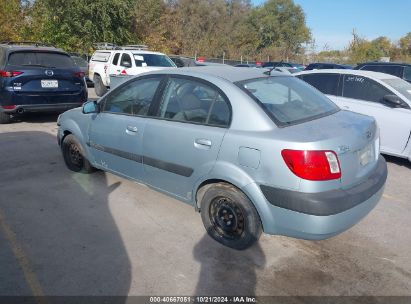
[91,51,111,62]
[342,75,392,103]
[103,77,161,116]
[120,54,132,67]
[300,73,340,95]
[238,76,339,126]
[360,65,403,78]
[157,77,231,127]
[8,52,75,68]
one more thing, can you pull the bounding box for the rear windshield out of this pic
[71,56,88,68]
[8,51,75,68]
[133,53,176,67]
[237,76,339,126]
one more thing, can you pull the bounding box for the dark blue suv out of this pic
[0,42,87,123]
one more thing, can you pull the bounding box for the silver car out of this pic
[57,66,387,250]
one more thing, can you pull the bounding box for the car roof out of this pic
[150,66,284,83]
[95,49,166,56]
[357,62,411,67]
[295,69,399,80]
[0,44,66,53]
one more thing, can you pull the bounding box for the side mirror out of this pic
[122,61,132,68]
[383,95,403,107]
[82,100,98,114]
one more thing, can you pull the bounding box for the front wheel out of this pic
[62,134,94,173]
[93,74,107,97]
[0,112,12,124]
[200,183,262,250]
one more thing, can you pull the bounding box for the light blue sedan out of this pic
[57,66,387,249]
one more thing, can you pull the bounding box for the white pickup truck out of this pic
[89,48,176,96]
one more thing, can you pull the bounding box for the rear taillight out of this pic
[0,70,23,77]
[74,71,85,78]
[281,149,341,181]
[1,105,16,109]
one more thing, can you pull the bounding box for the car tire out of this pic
[62,134,94,173]
[0,112,12,124]
[200,183,262,250]
[94,74,107,97]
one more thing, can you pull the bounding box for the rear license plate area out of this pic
[41,80,58,88]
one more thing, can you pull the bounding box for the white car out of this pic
[89,47,176,96]
[296,69,411,161]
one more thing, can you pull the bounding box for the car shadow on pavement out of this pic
[193,234,266,296]
[384,154,411,169]
[12,113,60,124]
[0,131,131,298]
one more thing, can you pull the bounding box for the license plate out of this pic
[41,80,58,88]
[359,143,374,166]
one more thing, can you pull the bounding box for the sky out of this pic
[252,0,411,51]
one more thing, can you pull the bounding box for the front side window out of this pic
[237,76,339,126]
[382,78,411,105]
[102,77,161,115]
[8,52,75,68]
[342,75,392,103]
[157,77,230,127]
[300,73,340,95]
[133,53,175,67]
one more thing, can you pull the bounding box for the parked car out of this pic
[355,62,411,84]
[71,55,93,87]
[89,47,176,96]
[0,42,87,124]
[262,61,294,69]
[169,56,198,68]
[296,69,411,161]
[304,62,352,70]
[289,62,306,71]
[234,63,257,68]
[58,66,387,250]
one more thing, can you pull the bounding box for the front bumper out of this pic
[243,156,387,240]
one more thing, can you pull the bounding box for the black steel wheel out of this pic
[62,134,94,173]
[200,183,262,250]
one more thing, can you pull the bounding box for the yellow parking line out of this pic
[0,209,46,303]
[383,194,401,201]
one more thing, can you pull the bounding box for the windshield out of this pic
[237,76,339,126]
[133,53,175,67]
[382,78,411,101]
[8,51,75,68]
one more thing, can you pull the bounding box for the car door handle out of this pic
[194,138,212,149]
[126,125,138,133]
[342,105,350,110]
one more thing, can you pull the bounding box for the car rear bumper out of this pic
[243,156,387,240]
[1,103,83,114]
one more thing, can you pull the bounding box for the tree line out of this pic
[1,0,410,64]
